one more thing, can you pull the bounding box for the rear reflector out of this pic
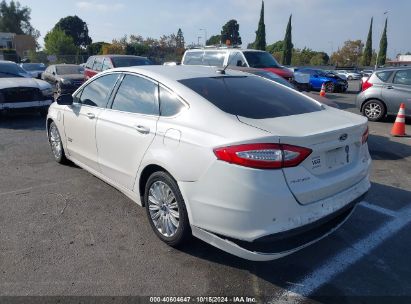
[362,126,369,144]
[214,143,312,169]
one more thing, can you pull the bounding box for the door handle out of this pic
[386,86,394,89]
[134,125,150,134]
[86,112,95,119]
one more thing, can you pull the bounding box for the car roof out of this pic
[375,66,411,72]
[92,54,148,59]
[51,64,81,67]
[0,60,16,65]
[185,48,265,53]
[106,65,250,81]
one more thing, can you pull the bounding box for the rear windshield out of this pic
[111,57,152,68]
[243,51,280,68]
[22,63,45,71]
[179,76,322,119]
[56,65,84,75]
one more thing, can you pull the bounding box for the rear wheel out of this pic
[325,82,335,93]
[362,99,386,121]
[144,171,191,247]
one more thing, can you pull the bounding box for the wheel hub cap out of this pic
[148,181,179,237]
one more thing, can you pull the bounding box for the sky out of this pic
[15,0,411,58]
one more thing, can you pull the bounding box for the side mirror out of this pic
[52,71,56,75]
[57,94,73,105]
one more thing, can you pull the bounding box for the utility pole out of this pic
[199,28,207,46]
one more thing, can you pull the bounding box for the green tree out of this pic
[87,41,109,55]
[331,40,364,66]
[221,19,242,45]
[44,28,78,55]
[266,40,284,53]
[282,15,293,65]
[53,15,92,48]
[176,28,185,48]
[206,34,221,45]
[0,0,39,38]
[377,18,388,66]
[254,1,266,50]
[361,17,373,66]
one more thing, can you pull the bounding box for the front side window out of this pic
[242,51,280,68]
[111,75,158,115]
[179,76,322,119]
[159,86,185,116]
[86,57,95,69]
[111,57,152,67]
[227,52,245,67]
[79,74,119,107]
[393,70,411,85]
[102,58,113,71]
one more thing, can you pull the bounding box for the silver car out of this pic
[356,67,411,121]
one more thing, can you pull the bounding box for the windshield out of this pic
[179,76,321,119]
[22,63,46,71]
[56,65,84,75]
[111,57,152,67]
[0,63,27,78]
[242,51,280,68]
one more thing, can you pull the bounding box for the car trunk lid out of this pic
[237,109,370,205]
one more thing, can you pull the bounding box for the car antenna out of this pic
[216,64,229,75]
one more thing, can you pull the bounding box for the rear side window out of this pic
[111,75,159,115]
[179,76,322,119]
[393,70,411,85]
[92,57,103,71]
[182,52,203,65]
[159,86,185,116]
[111,57,152,67]
[79,74,119,107]
[202,51,225,66]
[376,71,393,82]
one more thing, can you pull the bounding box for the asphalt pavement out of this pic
[0,80,410,303]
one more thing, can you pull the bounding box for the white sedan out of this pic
[46,66,371,261]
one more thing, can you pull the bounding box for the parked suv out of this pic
[182,48,294,80]
[84,55,153,80]
[356,67,411,121]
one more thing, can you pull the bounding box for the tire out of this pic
[144,171,191,247]
[48,121,68,164]
[56,82,62,95]
[362,99,386,122]
[325,82,335,93]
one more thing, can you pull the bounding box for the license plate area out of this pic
[326,145,350,169]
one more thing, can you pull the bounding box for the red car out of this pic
[84,55,153,80]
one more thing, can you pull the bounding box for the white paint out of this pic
[276,203,411,299]
[360,201,399,217]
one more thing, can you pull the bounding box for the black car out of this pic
[42,64,85,94]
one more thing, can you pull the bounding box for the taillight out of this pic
[362,79,373,91]
[362,127,369,145]
[213,143,312,169]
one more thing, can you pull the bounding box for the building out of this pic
[0,32,36,59]
[387,54,411,67]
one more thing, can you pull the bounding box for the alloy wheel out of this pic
[49,124,62,159]
[148,181,180,238]
[364,102,382,120]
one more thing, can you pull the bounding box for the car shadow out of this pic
[175,182,411,299]
[0,111,46,131]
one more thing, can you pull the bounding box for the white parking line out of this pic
[359,201,399,217]
[277,203,411,299]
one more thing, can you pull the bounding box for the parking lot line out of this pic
[359,201,399,217]
[277,203,411,299]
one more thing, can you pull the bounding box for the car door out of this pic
[96,73,159,190]
[382,69,411,116]
[63,73,120,172]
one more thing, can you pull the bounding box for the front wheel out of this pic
[362,99,386,121]
[144,171,191,247]
[48,122,68,164]
[325,82,335,93]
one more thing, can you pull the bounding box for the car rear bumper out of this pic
[190,183,368,261]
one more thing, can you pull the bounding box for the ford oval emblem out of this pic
[339,134,348,141]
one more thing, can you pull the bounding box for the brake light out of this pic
[213,143,312,169]
[362,79,373,91]
[362,127,369,145]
